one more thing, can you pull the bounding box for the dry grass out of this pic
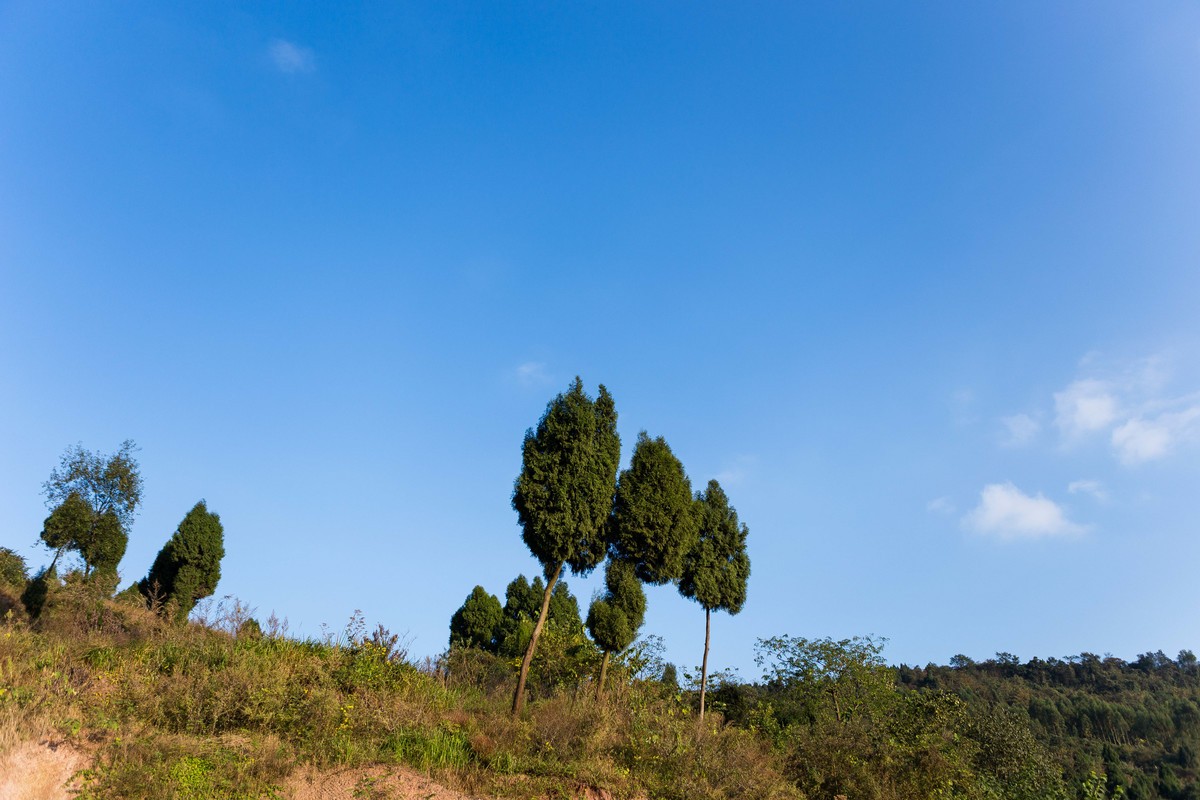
[0,590,801,800]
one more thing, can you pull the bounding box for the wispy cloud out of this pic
[999,413,1040,447]
[1111,407,1200,465]
[1040,354,1200,465]
[513,361,552,388]
[1067,479,1107,503]
[927,496,956,515]
[1054,379,1119,438]
[963,482,1086,540]
[268,39,316,74]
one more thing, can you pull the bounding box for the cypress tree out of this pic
[511,378,621,715]
[449,585,503,651]
[610,432,698,585]
[586,558,646,698]
[140,500,225,622]
[679,479,750,720]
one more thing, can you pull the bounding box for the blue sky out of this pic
[2,2,1199,678]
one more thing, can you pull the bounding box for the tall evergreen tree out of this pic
[610,432,698,585]
[511,378,621,715]
[140,500,225,622]
[586,558,647,698]
[449,585,503,651]
[680,479,750,720]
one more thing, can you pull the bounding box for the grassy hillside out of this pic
[3,571,1192,799]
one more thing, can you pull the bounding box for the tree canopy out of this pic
[680,479,750,614]
[43,440,142,531]
[512,378,621,576]
[610,432,697,585]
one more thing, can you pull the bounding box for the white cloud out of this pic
[1067,479,1107,502]
[514,361,551,388]
[268,39,315,74]
[963,482,1086,540]
[927,496,956,515]
[1054,379,1118,438]
[999,413,1040,447]
[1111,407,1200,465]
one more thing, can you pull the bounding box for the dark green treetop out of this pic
[498,575,584,657]
[610,432,698,585]
[512,378,621,576]
[680,479,750,614]
[449,585,503,650]
[504,574,542,621]
[140,500,225,621]
[586,558,647,655]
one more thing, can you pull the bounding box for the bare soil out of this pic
[0,740,86,800]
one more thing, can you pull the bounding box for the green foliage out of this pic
[141,501,225,622]
[512,377,621,577]
[1083,771,1127,800]
[756,634,894,725]
[0,546,28,587]
[449,585,503,651]
[611,432,698,585]
[681,479,750,615]
[43,440,143,529]
[39,441,141,578]
[586,559,646,655]
[899,651,1200,800]
[492,574,585,658]
[40,492,128,577]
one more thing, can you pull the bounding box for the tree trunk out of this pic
[596,650,611,701]
[512,561,563,716]
[700,607,711,722]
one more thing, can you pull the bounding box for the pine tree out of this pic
[680,479,750,720]
[511,378,621,715]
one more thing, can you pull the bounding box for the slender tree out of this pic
[449,585,503,651]
[680,479,750,720]
[610,432,698,585]
[140,500,225,621]
[586,558,647,699]
[511,378,621,715]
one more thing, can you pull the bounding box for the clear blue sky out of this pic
[2,2,1199,678]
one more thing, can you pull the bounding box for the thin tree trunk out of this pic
[700,607,711,722]
[596,650,611,701]
[512,561,563,716]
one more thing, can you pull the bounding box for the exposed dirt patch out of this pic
[0,740,86,800]
[284,764,480,800]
